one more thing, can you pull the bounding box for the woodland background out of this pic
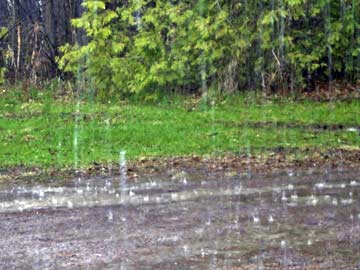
[0,0,359,98]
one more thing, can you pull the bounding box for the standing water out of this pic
[0,169,359,269]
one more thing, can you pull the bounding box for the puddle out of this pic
[0,169,359,269]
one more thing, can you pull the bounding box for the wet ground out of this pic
[0,168,359,269]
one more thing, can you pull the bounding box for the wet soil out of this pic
[219,121,360,133]
[0,168,359,269]
[1,148,360,185]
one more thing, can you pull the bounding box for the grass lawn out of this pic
[0,90,359,170]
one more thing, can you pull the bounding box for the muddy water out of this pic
[0,169,359,269]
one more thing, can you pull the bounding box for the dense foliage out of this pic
[53,0,360,96]
[0,0,83,83]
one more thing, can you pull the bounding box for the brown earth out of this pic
[1,148,359,184]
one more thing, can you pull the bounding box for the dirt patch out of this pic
[218,121,360,132]
[1,148,359,183]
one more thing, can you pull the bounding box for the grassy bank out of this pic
[0,90,359,170]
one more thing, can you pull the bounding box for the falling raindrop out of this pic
[134,0,142,31]
[107,209,113,221]
[268,215,274,224]
[253,215,260,224]
[281,240,288,269]
[332,198,338,206]
[325,0,333,91]
[310,195,318,206]
[119,150,127,175]
[278,0,285,78]
[291,192,298,201]
[73,98,80,170]
[66,200,73,209]
[38,190,45,199]
[183,245,189,255]
[105,118,113,176]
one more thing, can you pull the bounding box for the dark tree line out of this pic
[0,0,84,84]
[0,0,359,96]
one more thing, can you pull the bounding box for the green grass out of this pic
[0,90,359,169]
